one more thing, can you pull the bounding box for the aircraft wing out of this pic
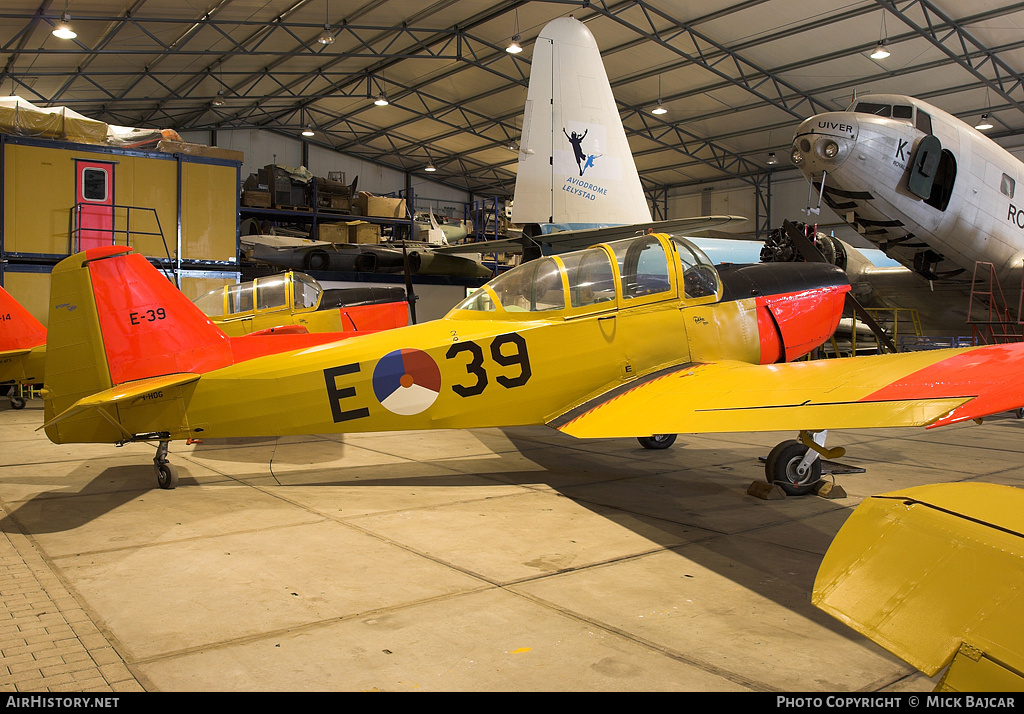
[813,482,1024,689]
[435,216,749,255]
[550,342,1024,438]
[432,237,526,255]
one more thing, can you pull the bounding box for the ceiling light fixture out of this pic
[52,12,77,40]
[767,151,778,165]
[506,9,522,54]
[212,90,225,107]
[374,91,389,106]
[425,163,436,172]
[302,125,315,137]
[975,113,993,131]
[651,74,668,115]
[870,12,890,59]
[317,0,335,45]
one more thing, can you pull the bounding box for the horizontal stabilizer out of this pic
[43,372,200,435]
[813,483,1024,689]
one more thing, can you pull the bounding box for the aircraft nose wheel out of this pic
[637,434,677,450]
[153,440,178,489]
[765,439,822,496]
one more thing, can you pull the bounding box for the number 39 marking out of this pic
[445,333,531,397]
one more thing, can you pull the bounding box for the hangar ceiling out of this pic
[4,0,1024,203]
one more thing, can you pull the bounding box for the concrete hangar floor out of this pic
[3,397,1022,692]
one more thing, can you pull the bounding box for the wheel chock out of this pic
[747,480,787,500]
[813,481,847,499]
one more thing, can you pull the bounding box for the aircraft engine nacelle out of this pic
[760,222,848,270]
[719,263,849,363]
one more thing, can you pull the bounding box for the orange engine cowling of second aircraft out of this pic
[718,262,850,364]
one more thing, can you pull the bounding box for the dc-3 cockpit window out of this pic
[609,236,672,299]
[851,101,914,124]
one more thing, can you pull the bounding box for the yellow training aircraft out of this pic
[0,285,47,409]
[40,228,1024,490]
[191,270,409,337]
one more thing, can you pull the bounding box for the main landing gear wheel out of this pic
[9,396,25,410]
[765,439,822,496]
[637,434,677,450]
[153,440,178,489]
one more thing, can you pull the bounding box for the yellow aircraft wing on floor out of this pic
[812,483,1024,691]
[550,349,983,437]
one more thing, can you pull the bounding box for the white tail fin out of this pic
[512,16,651,228]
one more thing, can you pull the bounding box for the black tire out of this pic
[155,463,178,490]
[10,397,25,410]
[303,249,330,271]
[637,434,677,450]
[765,440,821,496]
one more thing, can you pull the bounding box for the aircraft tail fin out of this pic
[511,16,651,228]
[0,285,47,353]
[43,246,232,443]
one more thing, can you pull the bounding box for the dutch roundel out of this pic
[372,348,442,415]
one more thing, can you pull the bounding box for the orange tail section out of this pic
[42,247,362,444]
[0,285,47,352]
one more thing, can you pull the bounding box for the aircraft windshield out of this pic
[672,237,720,299]
[293,273,321,309]
[850,101,914,122]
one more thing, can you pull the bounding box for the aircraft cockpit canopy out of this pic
[193,271,322,319]
[454,234,720,316]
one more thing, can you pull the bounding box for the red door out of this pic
[74,160,115,251]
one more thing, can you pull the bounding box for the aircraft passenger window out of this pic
[227,283,254,314]
[854,102,891,117]
[892,105,913,120]
[487,257,565,312]
[255,276,288,310]
[560,249,616,307]
[611,237,671,299]
[1002,174,1015,199]
[916,111,932,135]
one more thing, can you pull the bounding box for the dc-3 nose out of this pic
[790,112,859,173]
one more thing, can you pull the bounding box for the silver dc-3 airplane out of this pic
[789,93,1024,336]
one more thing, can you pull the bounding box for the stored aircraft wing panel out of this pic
[812,483,1024,689]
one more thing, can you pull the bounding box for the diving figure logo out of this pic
[563,127,601,176]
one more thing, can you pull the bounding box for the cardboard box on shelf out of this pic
[354,195,406,218]
[317,223,348,242]
[349,221,381,244]
[241,190,271,208]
